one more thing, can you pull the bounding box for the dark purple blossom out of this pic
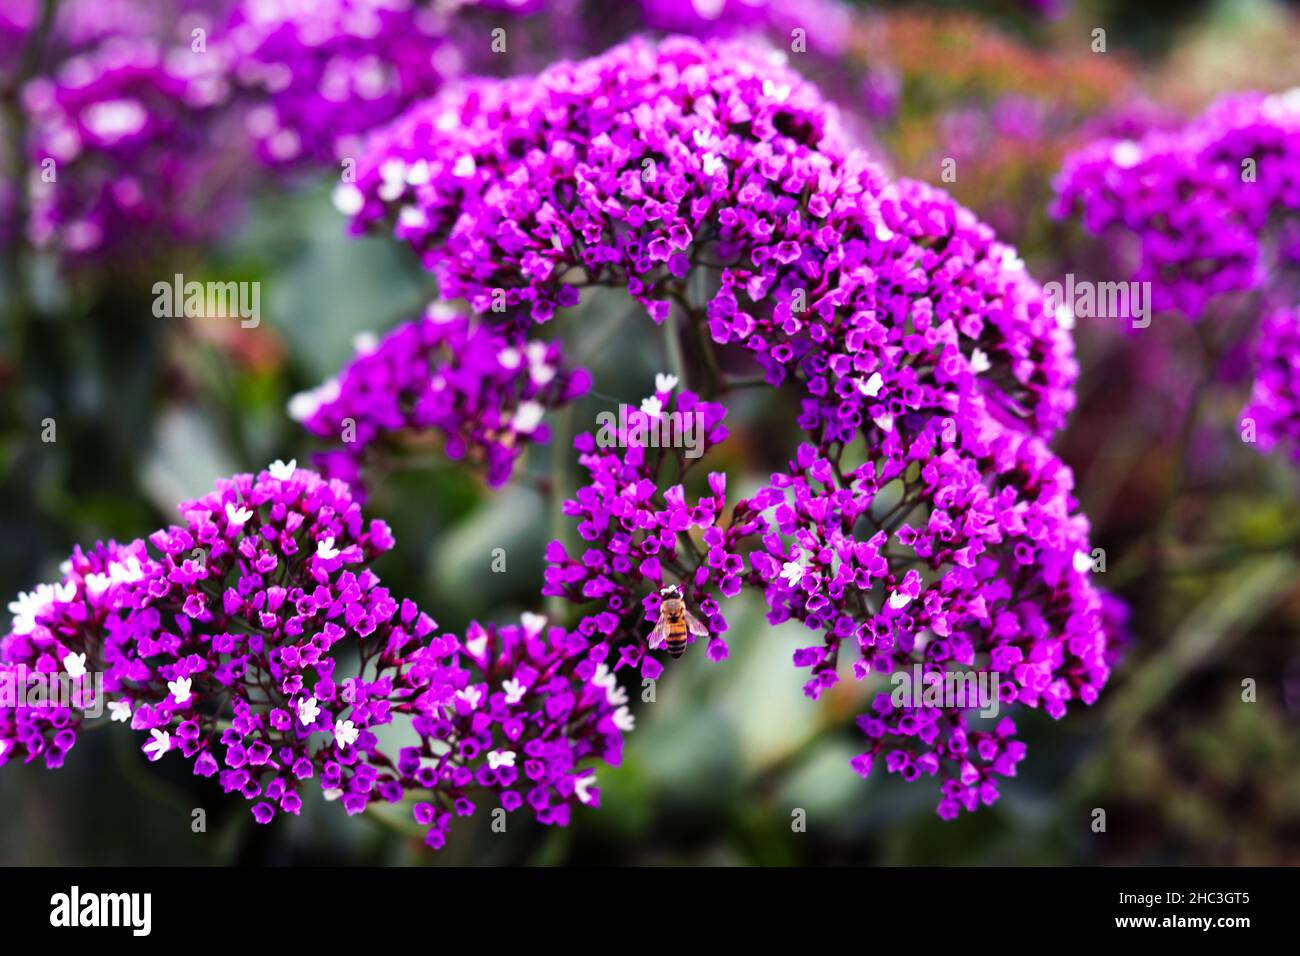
[291,304,591,492]
[1240,306,1300,459]
[1,464,629,847]
[1052,89,1300,320]
[341,34,1118,817]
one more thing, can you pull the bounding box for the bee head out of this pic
[659,584,682,598]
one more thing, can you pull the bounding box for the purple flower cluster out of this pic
[346,36,1076,439]
[1,464,630,848]
[23,32,236,257]
[542,387,737,674]
[3,0,243,260]
[291,304,591,492]
[1052,89,1300,320]
[342,34,1117,816]
[1240,307,1300,459]
[223,0,471,167]
[544,384,1112,813]
[636,0,853,56]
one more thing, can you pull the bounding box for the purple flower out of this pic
[291,303,590,492]
[341,34,1119,817]
[1053,89,1300,320]
[223,0,468,167]
[9,1,245,261]
[2,464,629,846]
[1240,306,1300,459]
[347,36,1076,440]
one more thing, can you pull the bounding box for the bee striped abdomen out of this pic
[665,622,687,658]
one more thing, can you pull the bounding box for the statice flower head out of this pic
[348,35,1075,441]
[543,387,736,674]
[2,465,631,845]
[21,10,240,259]
[291,303,591,492]
[1052,88,1300,320]
[341,33,1116,816]
[0,539,151,769]
[399,614,629,847]
[1240,306,1300,459]
[224,0,539,167]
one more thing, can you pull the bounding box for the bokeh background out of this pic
[3,0,1300,865]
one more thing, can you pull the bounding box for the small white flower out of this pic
[502,678,527,705]
[761,78,791,102]
[520,612,546,635]
[63,652,87,680]
[0,739,8,758]
[530,362,557,386]
[873,413,895,433]
[487,749,516,770]
[457,686,484,709]
[378,158,407,197]
[702,152,725,176]
[640,395,663,417]
[858,371,884,397]
[143,728,170,762]
[887,591,912,610]
[970,349,991,374]
[465,628,489,659]
[225,502,253,527]
[1073,550,1094,574]
[1111,140,1143,169]
[268,458,297,481]
[8,583,69,635]
[397,205,427,230]
[452,155,476,177]
[655,372,679,393]
[592,664,628,706]
[330,182,364,216]
[780,561,806,586]
[613,706,636,733]
[511,401,545,433]
[322,788,343,802]
[287,378,340,422]
[108,557,143,586]
[297,696,321,726]
[574,772,598,805]
[334,718,359,749]
[316,536,341,561]
[497,346,522,369]
[108,700,132,723]
[524,341,547,366]
[168,676,192,705]
[405,159,431,185]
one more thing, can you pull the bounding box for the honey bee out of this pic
[649,585,708,659]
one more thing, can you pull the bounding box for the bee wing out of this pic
[648,619,670,649]
[683,611,709,637]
